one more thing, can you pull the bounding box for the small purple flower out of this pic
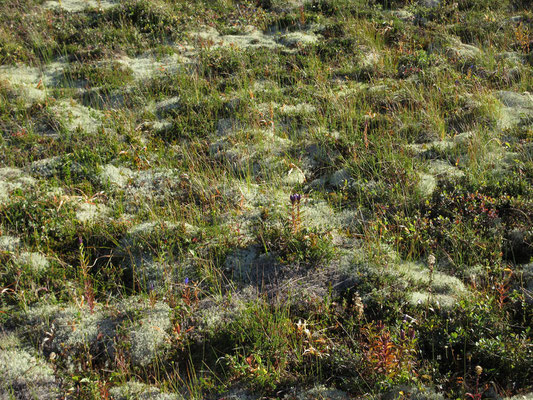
[290,193,301,205]
[184,277,189,285]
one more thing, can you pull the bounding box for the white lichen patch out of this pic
[445,39,481,61]
[0,167,24,181]
[0,167,36,203]
[300,200,338,231]
[128,301,171,367]
[329,168,352,189]
[24,302,129,367]
[283,166,306,185]
[294,385,352,400]
[278,31,320,48]
[224,245,281,285]
[409,292,457,309]
[428,160,465,179]
[99,164,134,188]
[0,332,20,350]
[117,53,188,81]
[191,26,281,50]
[154,96,181,117]
[405,139,454,155]
[51,99,104,134]
[216,118,242,137]
[495,91,533,130]
[396,261,467,295]
[255,101,317,117]
[417,172,437,198]
[126,169,181,206]
[126,221,164,239]
[361,50,382,69]
[46,306,107,351]
[76,202,108,223]
[109,381,182,400]
[211,127,293,181]
[507,393,533,400]
[0,236,21,252]
[193,294,249,337]
[16,252,50,275]
[29,156,65,178]
[25,298,172,368]
[278,103,317,116]
[0,346,59,400]
[43,0,118,12]
[0,60,68,102]
[99,165,184,209]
